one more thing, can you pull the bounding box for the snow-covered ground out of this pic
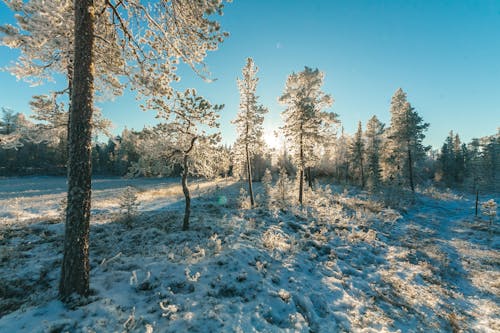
[0,177,498,332]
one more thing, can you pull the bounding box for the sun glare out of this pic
[263,129,282,150]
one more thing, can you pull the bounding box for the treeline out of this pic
[0,109,137,176]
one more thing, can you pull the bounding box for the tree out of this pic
[2,0,229,299]
[232,58,268,207]
[349,121,365,188]
[382,88,429,192]
[437,131,456,186]
[0,107,18,135]
[364,115,385,191]
[279,67,335,204]
[132,89,223,230]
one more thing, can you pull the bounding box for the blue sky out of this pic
[1,0,499,148]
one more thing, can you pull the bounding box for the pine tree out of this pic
[437,131,456,186]
[0,107,18,135]
[232,58,268,207]
[334,127,351,184]
[364,115,385,191]
[118,186,139,228]
[273,166,293,210]
[279,67,335,204]
[349,121,365,188]
[135,89,223,230]
[383,88,429,192]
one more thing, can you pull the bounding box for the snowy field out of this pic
[0,177,499,332]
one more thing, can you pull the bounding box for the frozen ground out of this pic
[0,177,498,332]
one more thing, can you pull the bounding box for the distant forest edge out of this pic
[0,106,498,193]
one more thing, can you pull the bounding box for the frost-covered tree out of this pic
[0,107,45,149]
[279,67,335,204]
[364,115,385,191]
[349,121,365,188]
[0,107,18,135]
[272,166,293,210]
[118,186,139,228]
[133,89,223,231]
[333,127,351,184]
[232,58,268,207]
[382,88,429,192]
[437,131,467,187]
[2,0,229,299]
[261,168,273,204]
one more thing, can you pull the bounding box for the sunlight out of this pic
[263,128,282,150]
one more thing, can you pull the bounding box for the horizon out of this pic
[1,0,499,149]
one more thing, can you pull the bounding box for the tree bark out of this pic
[182,137,197,230]
[182,154,191,231]
[360,154,365,189]
[407,146,415,192]
[59,0,95,300]
[299,127,304,205]
[475,189,479,217]
[307,166,313,189]
[245,143,254,207]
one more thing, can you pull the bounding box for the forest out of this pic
[0,1,499,332]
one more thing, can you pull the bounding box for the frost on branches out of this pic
[232,58,268,207]
[118,186,139,228]
[1,0,230,299]
[131,89,223,230]
[349,121,366,189]
[382,88,429,192]
[279,67,337,204]
[364,116,385,192]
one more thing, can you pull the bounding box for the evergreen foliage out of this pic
[232,58,268,207]
[364,116,385,191]
[118,186,139,228]
[382,88,429,192]
[279,67,336,204]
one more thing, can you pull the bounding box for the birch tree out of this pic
[232,58,267,207]
[2,0,229,299]
[279,67,335,204]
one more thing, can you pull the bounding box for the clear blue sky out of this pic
[1,0,499,148]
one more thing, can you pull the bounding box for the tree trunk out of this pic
[245,143,254,207]
[345,163,349,184]
[407,146,415,192]
[299,129,304,205]
[360,155,365,189]
[475,189,479,217]
[59,0,94,300]
[307,166,313,189]
[299,169,304,205]
[182,154,191,231]
[182,137,197,230]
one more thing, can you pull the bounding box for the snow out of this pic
[0,177,498,332]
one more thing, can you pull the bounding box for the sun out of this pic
[263,128,282,150]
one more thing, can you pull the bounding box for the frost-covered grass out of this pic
[0,177,498,332]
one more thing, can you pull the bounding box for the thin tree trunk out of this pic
[298,125,304,204]
[182,154,191,231]
[407,146,414,192]
[345,163,349,184]
[299,169,304,204]
[475,189,479,217]
[59,0,94,300]
[360,155,365,189]
[182,137,197,230]
[307,166,313,189]
[245,143,254,207]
